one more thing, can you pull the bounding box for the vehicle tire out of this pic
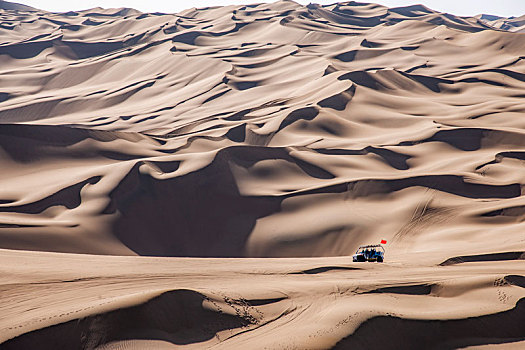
[357,255,365,262]
[377,257,383,263]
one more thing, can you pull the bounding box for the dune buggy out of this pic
[352,244,385,262]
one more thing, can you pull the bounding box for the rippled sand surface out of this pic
[0,0,524,348]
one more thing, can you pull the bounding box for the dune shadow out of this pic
[0,41,52,59]
[399,128,525,152]
[299,175,521,200]
[315,146,411,170]
[338,70,386,89]
[504,275,525,288]
[225,124,246,142]
[0,92,10,103]
[439,252,525,266]
[0,176,101,215]
[476,151,525,170]
[278,106,319,130]
[367,284,434,295]
[317,85,355,111]
[334,298,525,350]
[388,5,433,17]
[481,204,525,218]
[1,289,249,349]
[291,266,359,275]
[106,149,283,257]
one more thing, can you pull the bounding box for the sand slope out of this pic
[478,14,525,33]
[0,0,37,11]
[1,0,524,260]
[0,249,524,349]
[0,0,525,348]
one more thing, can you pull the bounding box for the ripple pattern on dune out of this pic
[0,289,259,349]
[0,1,524,258]
[334,298,525,349]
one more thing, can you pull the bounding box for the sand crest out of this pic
[0,0,524,348]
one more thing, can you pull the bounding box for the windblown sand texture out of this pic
[477,14,525,33]
[0,0,525,348]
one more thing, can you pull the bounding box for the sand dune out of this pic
[1,0,524,259]
[1,249,524,349]
[478,14,525,33]
[0,0,36,11]
[0,0,525,348]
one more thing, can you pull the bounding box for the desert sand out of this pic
[0,0,524,348]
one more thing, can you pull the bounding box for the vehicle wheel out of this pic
[377,257,383,263]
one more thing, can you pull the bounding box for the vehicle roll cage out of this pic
[355,244,385,253]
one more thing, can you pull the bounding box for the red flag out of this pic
[380,239,387,244]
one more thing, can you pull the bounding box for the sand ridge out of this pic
[0,249,524,349]
[478,14,525,33]
[0,0,524,259]
[0,0,525,348]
